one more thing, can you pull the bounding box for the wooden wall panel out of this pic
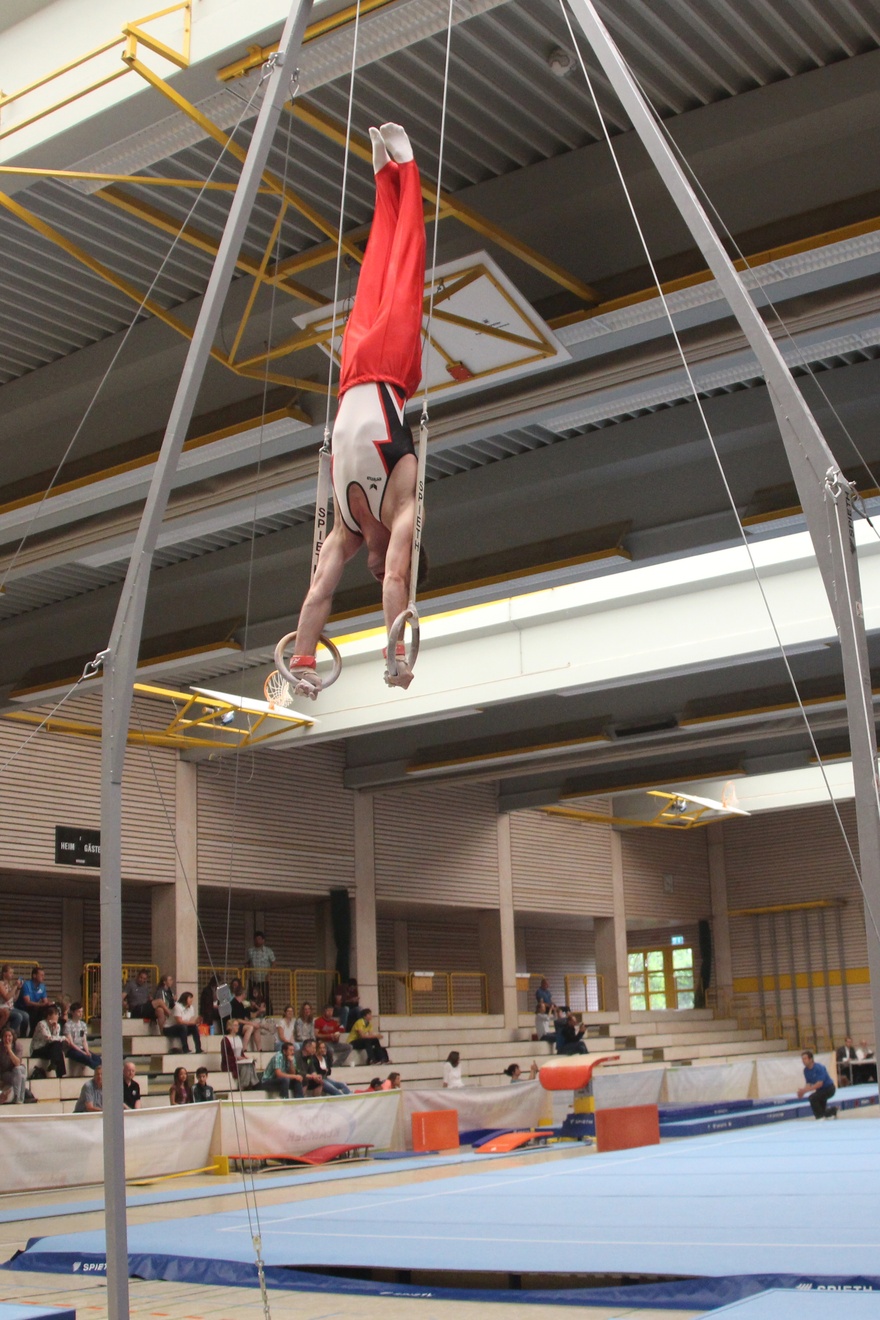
[511,802,614,915]
[374,782,500,907]
[622,827,711,923]
[521,923,597,1006]
[0,895,63,990]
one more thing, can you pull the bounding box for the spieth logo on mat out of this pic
[796,1283,876,1291]
[71,1261,106,1273]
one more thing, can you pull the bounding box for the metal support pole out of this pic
[567,0,880,1048]
[98,5,313,1318]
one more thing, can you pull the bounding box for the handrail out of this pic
[378,970,488,1015]
[83,961,159,1020]
[563,973,605,1014]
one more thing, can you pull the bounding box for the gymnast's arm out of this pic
[295,522,362,657]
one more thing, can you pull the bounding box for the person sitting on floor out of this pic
[30,1007,67,1078]
[64,1002,101,1072]
[192,1066,215,1103]
[315,1040,351,1096]
[797,1050,838,1119]
[348,1008,390,1065]
[74,1065,103,1113]
[169,1065,192,1106]
[123,1060,142,1110]
[261,1041,304,1100]
[167,991,201,1054]
[220,1018,257,1091]
[0,1026,27,1104]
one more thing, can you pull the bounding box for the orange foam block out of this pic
[411,1108,460,1152]
[594,1104,660,1153]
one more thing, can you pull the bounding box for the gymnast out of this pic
[288,123,426,697]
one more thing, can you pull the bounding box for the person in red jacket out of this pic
[287,123,426,696]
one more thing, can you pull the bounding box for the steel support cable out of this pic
[561,0,880,954]
[0,73,269,600]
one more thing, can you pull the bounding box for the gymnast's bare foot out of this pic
[379,123,413,164]
[369,126,390,174]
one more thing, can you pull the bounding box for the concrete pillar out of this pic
[61,898,84,1002]
[353,793,378,1012]
[608,829,631,1026]
[151,758,198,997]
[477,909,505,1015]
[496,810,519,1030]
[392,919,408,1013]
[707,823,734,1005]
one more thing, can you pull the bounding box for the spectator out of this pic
[442,1051,464,1088]
[192,1066,215,1103]
[294,1002,316,1045]
[504,1062,538,1082]
[124,968,153,1018]
[315,1040,351,1096]
[856,1041,878,1085]
[315,1001,352,1065]
[64,1002,101,1072]
[74,1065,103,1113]
[152,974,176,1032]
[261,1041,304,1099]
[535,1006,556,1046]
[169,1065,192,1105]
[348,1009,389,1065]
[299,1040,325,1096]
[122,1061,142,1110]
[535,978,555,1013]
[167,992,201,1054]
[245,931,275,1013]
[381,1072,401,1090]
[221,1018,257,1090]
[357,1077,383,1093]
[31,1007,67,1078]
[198,976,221,1034]
[797,1050,838,1119]
[0,1026,27,1104]
[0,966,29,1037]
[331,988,349,1031]
[275,1005,297,1048]
[229,987,259,1050]
[836,1035,857,1085]
[16,966,52,1034]
[557,1014,588,1056]
[342,978,361,1025]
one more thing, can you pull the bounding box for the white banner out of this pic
[591,1069,664,1109]
[755,1052,836,1099]
[662,1061,756,1104]
[401,1081,551,1146]
[0,1104,218,1193]
[218,1092,400,1158]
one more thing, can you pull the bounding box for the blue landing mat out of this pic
[702,1289,880,1317]
[10,1122,880,1309]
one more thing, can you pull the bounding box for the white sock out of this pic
[369,126,390,174]
[380,122,413,164]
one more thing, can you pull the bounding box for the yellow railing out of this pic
[564,974,605,1014]
[196,966,339,1016]
[378,970,488,1016]
[83,962,159,1021]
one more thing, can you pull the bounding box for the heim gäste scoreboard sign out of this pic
[55,825,101,867]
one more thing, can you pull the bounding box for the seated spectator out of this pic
[836,1035,857,1084]
[198,976,221,1034]
[315,1002,352,1065]
[381,1072,401,1090]
[167,992,201,1054]
[442,1051,464,1088]
[342,978,361,1024]
[221,1018,257,1090]
[74,1065,103,1113]
[357,1077,383,1093]
[16,966,52,1034]
[229,988,258,1050]
[294,1002,316,1046]
[124,968,153,1019]
[348,1009,389,1065]
[315,1040,351,1096]
[0,1026,27,1104]
[261,1041,304,1099]
[192,1066,215,1102]
[275,1005,297,1049]
[331,988,349,1031]
[856,1040,878,1085]
[152,974,176,1031]
[31,1008,67,1078]
[64,1002,101,1072]
[123,1061,142,1110]
[0,965,28,1037]
[169,1065,192,1105]
[299,1039,326,1096]
[504,1062,538,1082]
[534,1008,556,1045]
[557,1013,588,1055]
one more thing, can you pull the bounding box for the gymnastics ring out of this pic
[274,631,342,691]
[385,605,420,678]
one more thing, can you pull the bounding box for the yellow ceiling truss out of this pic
[2,681,314,752]
[0,2,598,408]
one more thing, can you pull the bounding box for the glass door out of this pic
[628,946,695,1010]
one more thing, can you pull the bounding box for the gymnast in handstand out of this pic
[288,123,426,697]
